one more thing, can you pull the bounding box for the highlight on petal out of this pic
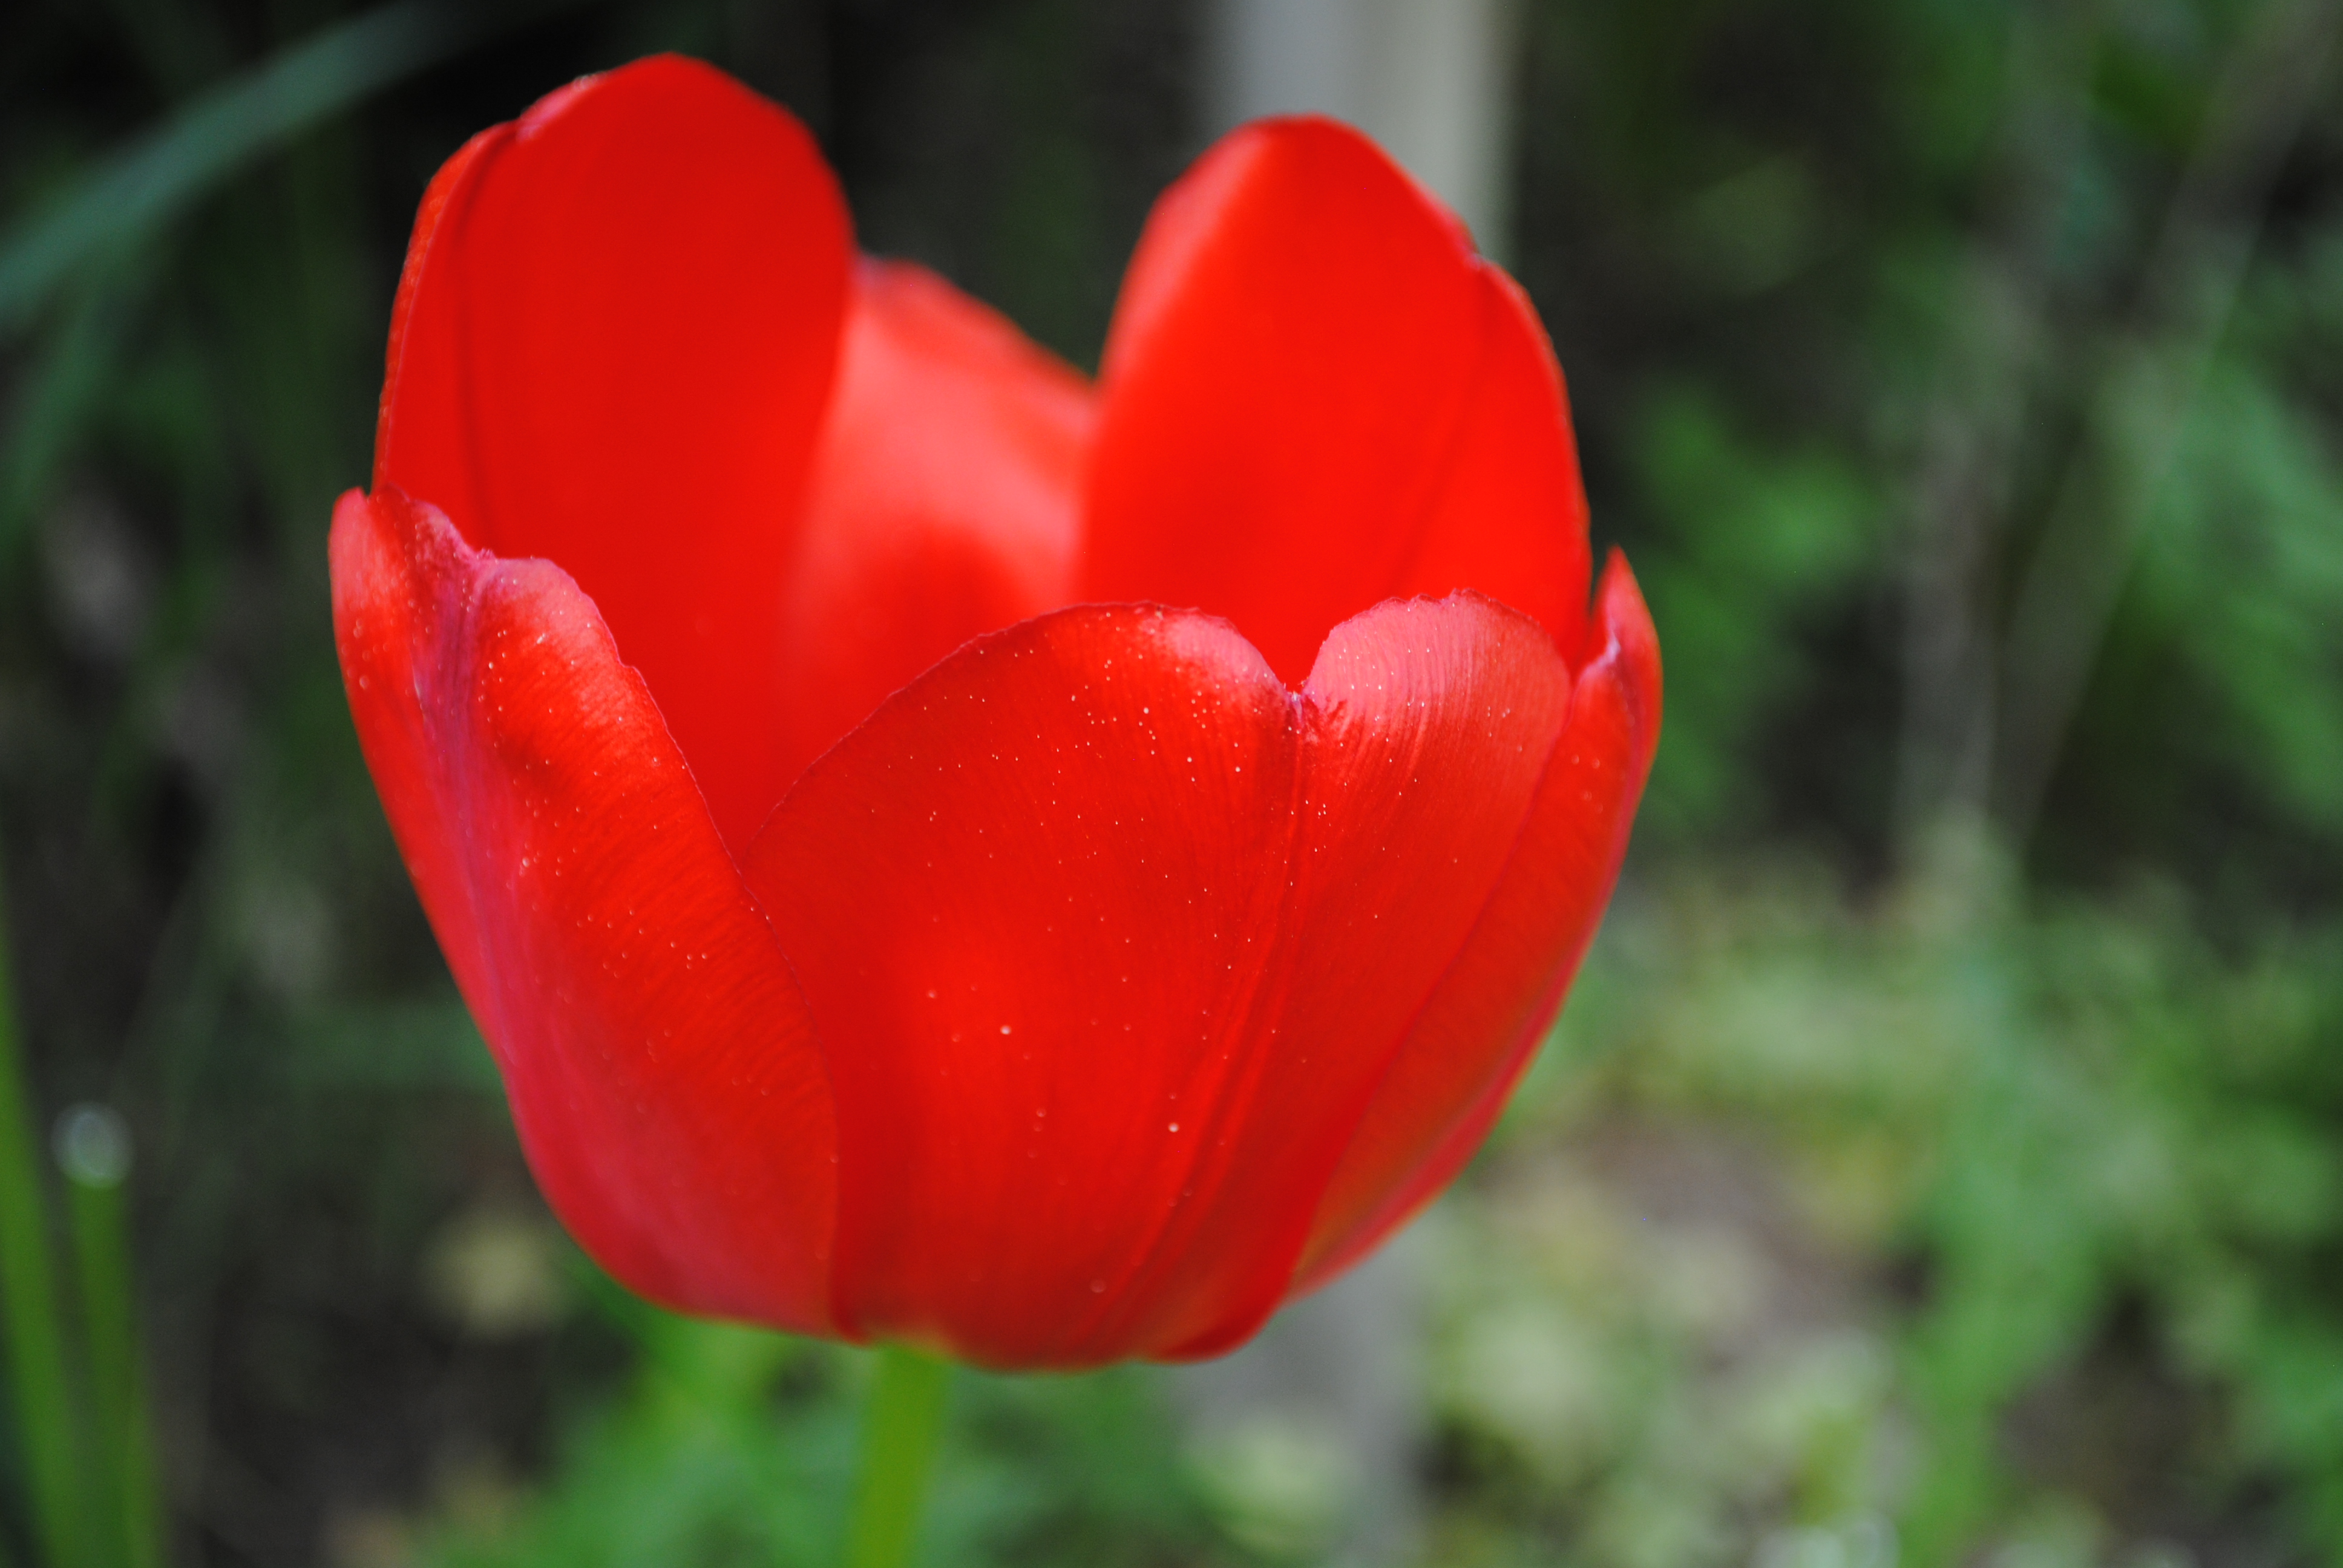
[775,259,1095,792]
[741,594,1576,1367]
[374,55,851,848]
[1293,554,1662,1291]
[330,486,838,1333]
[1081,116,1591,684]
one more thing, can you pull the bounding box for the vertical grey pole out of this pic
[1201,0,1520,258]
[1168,1230,1429,1566]
[1175,10,1522,1553]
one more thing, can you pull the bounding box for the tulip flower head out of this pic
[331,56,1660,1370]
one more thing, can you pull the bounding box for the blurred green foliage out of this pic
[1434,864,2343,1567]
[412,1304,1221,1568]
[3,0,2342,1564]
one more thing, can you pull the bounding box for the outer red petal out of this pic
[374,55,850,848]
[330,486,837,1333]
[773,259,1093,793]
[741,596,1570,1368]
[1119,595,1579,1361]
[746,606,1300,1368]
[1080,116,1591,684]
[1293,555,1662,1290]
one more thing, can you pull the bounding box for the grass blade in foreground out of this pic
[0,840,93,1568]
[0,0,577,334]
[60,1106,162,1568]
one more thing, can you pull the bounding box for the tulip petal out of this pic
[746,606,1299,1367]
[775,259,1093,792]
[1389,269,1593,648]
[375,55,850,848]
[742,595,1571,1367]
[1292,555,1662,1292]
[1081,117,1591,683]
[330,486,837,1333]
[1110,594,1581,1361]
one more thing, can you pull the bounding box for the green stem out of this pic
[842,1347,952,1568]
[0,841,92,1568]
[62,1108,161,1568]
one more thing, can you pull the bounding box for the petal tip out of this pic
[1585,550,1662,746]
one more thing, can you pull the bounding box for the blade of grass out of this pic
[0,838,94,1568]
[1990,0,2343,842]
[0,0,575,335]
[58,1107,160,1568]
[0,281,136,572]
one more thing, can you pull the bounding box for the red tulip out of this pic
[330,56,1659,1370]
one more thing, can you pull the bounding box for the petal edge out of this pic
[331,486,839,1331]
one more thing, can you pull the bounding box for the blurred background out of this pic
[5,0,2343,1563]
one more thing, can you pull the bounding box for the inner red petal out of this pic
[772,260,1093,797]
